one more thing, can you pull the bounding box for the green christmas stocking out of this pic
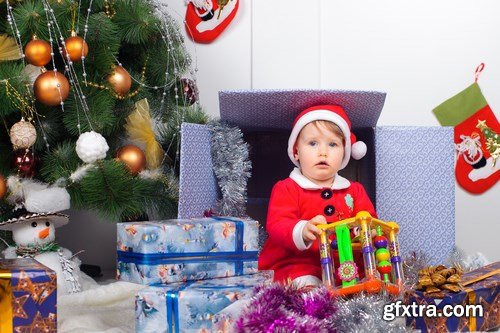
[433,79,500,194]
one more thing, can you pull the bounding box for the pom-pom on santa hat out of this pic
[288,104,367,170]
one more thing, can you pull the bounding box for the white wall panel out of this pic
[320,0,500,126]
[252,0,321,89]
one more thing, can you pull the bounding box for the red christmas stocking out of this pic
[185,0,239,43]
[433,64,500,194]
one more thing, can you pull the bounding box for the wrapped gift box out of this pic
[117,216,259,285]
[0,258,57,332]
[135,270,273,333]
[178,90,455,264]
[405,261,500,332]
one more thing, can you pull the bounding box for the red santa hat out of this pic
[287,104,367,170]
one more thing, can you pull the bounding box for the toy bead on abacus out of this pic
[374,226,391,283]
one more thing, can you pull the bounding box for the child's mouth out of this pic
[316,161,329,166]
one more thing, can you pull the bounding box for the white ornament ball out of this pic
[10,119,37,149]
[22,64,43,91]
[76,131,109,163]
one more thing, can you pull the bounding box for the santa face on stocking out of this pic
[185,0,239,43]
[434,74,500,194]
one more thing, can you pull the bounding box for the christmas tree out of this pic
[0,0,208,225]
[477,119,500,167]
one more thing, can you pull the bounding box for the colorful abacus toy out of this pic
[317,211,404,297]
[374,226,392,283]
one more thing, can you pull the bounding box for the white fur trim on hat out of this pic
[288,109,352,169]
[351,141,367,160]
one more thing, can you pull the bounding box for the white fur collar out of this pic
[290,168,350,190]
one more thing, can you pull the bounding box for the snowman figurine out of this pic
[0,210,85,295]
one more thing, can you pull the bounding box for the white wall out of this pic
[165,0,499,262]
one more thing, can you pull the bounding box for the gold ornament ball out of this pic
[34,71,70,106]
[10,120,37,149]
[116,145,146,175]
[108,66,132,97]
[64,35,89,62]
[0,174,6,199]
[25,39,52,66]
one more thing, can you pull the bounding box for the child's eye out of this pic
[308,141,317,146]
[329,142,337,147]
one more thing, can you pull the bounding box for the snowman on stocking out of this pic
[433,63,500,194]
[185,0,239,43]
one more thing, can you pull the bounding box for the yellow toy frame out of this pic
[317,211,404,296]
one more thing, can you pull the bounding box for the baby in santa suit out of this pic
[258,104,377,287]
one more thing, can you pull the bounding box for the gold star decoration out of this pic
[457,315,470,332]
[12,294,30,319]
[475,119,500,166]
[36,273,57,305]
[15,270,57,305]
[476,119,487,131]
[479,293,500,331]
[42,313,57,332]
[15,270,39,301]
[13,311,54,333]
[423,312,449,332]
[456,297,471,331]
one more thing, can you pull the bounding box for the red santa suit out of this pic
[259,104,375,285]
[258,168,376,284]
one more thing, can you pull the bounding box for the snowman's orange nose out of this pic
[39,228,50,239]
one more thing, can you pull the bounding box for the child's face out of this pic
[293,122,344,187]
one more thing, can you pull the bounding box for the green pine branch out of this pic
[40,141,80,182]
[62,86,118,136]
[113,0,160,45]
[0,62,28,118]
[12,0,47,43]
[81,13,120,74]
[72,159,152,221]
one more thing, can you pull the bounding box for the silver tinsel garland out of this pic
[208,121,252,217]
[334,294,410,333]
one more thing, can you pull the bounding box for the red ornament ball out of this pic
[181,78,198,105]
[13,150,38,178]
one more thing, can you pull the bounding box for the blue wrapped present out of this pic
[405,261,500,332]
[135,270,273,333]
[117,216,259,285]
[0,258,57,332]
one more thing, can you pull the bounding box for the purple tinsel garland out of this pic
[236,283,338,333]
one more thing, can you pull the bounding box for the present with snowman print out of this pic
[116,216,259,285]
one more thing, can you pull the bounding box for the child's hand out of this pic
[302,215,326,244]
